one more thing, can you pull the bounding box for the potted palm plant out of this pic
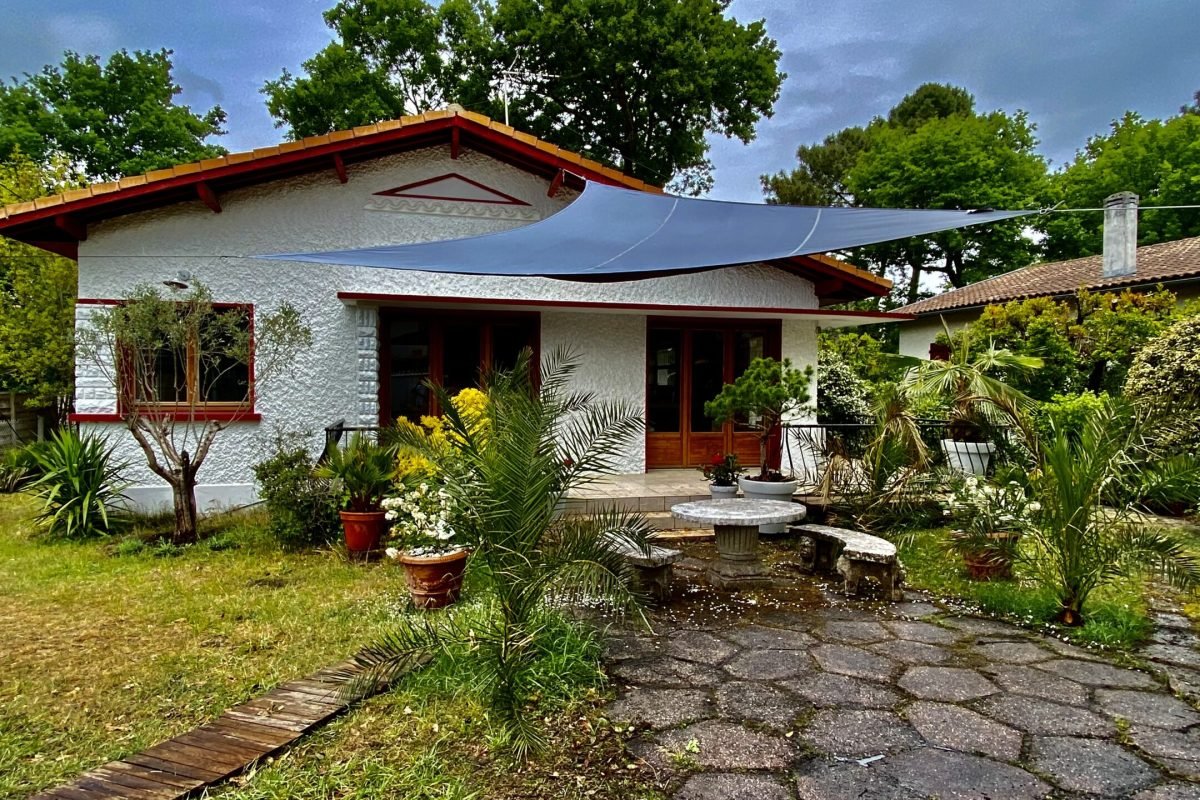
[946,476,1038,580]
[317,433,396,555]
[892,322,1042,476]
[384,482,468,609]
[705,357,813,532]
[700,453,742,499]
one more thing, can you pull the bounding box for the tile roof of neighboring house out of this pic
[0,106,888,300]
[896,235,1200,316]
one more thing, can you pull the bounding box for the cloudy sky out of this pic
[2,1,1197,201]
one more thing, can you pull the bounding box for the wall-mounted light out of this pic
[163,270,193,291]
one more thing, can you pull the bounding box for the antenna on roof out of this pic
[498,58,559,126]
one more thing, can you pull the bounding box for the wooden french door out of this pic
[645,318,781,469]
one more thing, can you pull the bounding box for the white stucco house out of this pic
[0,108,906,510]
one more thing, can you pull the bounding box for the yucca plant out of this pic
[348,348,655,758]
[1024,396,1200,624]
[28,429,129,538]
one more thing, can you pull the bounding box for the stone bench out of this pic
[791,523,904,601]
[603,534,682,601]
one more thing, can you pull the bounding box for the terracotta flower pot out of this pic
[340,510,387,554]
[957,531,1020,581]
[399,549,470,609]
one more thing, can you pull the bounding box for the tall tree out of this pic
[0,151,78,423]
[764,84,1049,303]
[263,0,784,191]
[0,49,226,181]
[1044,106,1200,260]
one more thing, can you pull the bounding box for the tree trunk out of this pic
[171,468,200,545]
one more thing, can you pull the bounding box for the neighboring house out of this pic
[0,108,901,510]
[896,193,1200,359]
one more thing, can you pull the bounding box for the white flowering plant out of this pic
[381,481,463,557]
[947,475,1040,537]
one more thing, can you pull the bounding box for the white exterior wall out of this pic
[897,312,974,360]
[75,145,820,510]
[780,318,819,478]
[541,312,647,474]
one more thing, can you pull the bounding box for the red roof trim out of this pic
[335,291,915,321]
[0,115,647,248]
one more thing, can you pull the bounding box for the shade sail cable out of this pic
[257,181,1033,279]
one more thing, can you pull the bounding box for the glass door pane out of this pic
[389,318,430,422]
[647,328,681,432]
[490,318,537,374]
[442,321,483,396]
[690,330,725,433]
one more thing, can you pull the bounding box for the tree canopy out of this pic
[263,0,784,191]
[0,151,78,419]
[1044,107,1200,260]
[764,83,1049,304]
[0,49,226,182]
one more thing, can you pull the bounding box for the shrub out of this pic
[252,434,341,548]
[27,429,128,538]
[953,288,1178,399]
[1033,391,1109,443]
[1125,313,1200,452]
[0,444,42,492]
[817,350,871,424]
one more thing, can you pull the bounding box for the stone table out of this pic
[671,499,806,589]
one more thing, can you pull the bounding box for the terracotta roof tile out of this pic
[34,195,63,209]
[145,168,175,183]
[171,162,201,176]
[897,236,1200,315]
[62,188,94,203]
[118,175,148,189]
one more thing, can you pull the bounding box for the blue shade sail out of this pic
[260,181,1032,279]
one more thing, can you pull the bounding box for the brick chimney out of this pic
[1102,191,1138,278]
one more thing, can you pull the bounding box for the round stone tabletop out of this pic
[670,498,806,527]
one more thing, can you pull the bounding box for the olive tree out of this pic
[76,283,310,543]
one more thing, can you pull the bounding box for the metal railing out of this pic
[783,418,1017,491]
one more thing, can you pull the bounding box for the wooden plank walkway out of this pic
[29,660,373,800]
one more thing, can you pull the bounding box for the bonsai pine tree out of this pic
[76,283,310,543]
[704,357,814,480]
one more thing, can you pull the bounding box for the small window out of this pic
[127,305,253,410]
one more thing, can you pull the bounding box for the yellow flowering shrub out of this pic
[394,387,490,479]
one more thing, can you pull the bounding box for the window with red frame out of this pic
[125,305,253,411]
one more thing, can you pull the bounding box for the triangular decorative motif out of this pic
[374,173,530,206]
[366,171,541,221]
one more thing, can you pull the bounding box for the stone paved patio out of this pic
[603,542,1200,799]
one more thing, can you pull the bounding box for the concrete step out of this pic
[562,493,711,515]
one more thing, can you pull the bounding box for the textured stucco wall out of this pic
[76,145,818,508]
[541,312,647,474]
[780,318,819,476]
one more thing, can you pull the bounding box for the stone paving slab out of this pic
[603,566,1200,800]
[1030,735,1159,796]
[905,700,1022,761]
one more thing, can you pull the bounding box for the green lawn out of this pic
[897,526,1173,650]
[0,495,661,800]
